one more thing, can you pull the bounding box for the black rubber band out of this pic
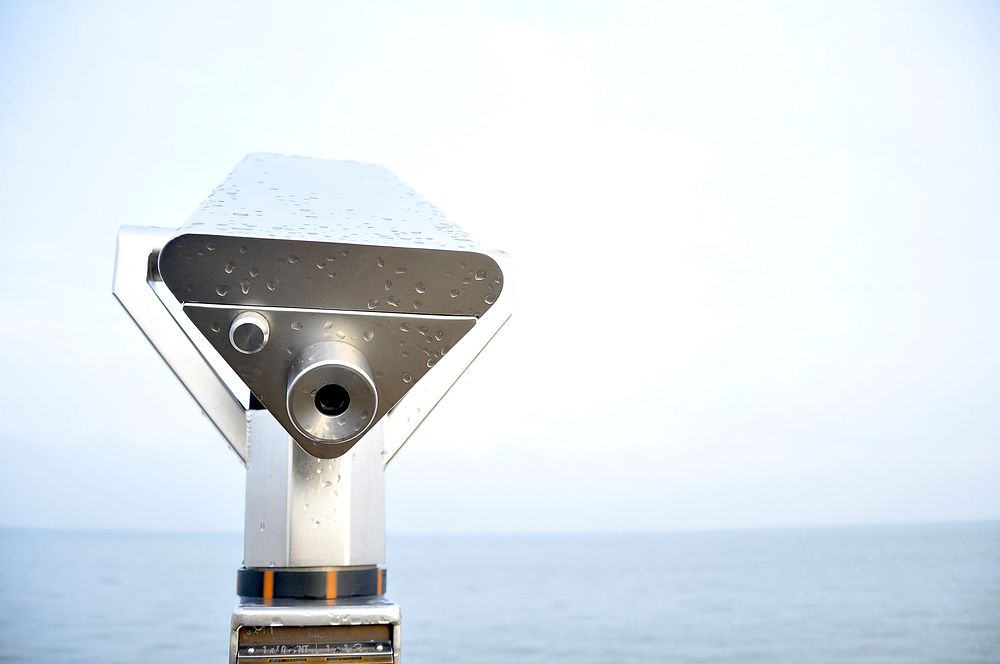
[237,566,387,600]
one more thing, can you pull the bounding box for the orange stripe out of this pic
[263,571,274,600]
[377,568,384,595]
[326,570,337,599]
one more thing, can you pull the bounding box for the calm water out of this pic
[0,523,997,663]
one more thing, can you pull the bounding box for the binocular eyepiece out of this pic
[228,310,380,445]
[286,340,378,445]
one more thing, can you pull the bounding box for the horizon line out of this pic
[1,516,997,539]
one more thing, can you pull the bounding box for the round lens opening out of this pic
[314,383,350,417]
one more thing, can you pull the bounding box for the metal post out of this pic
[243,411,386,568]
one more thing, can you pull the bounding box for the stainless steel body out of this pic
[112,154,512,662]
[243,410,386,568]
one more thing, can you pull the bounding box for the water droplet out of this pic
[449,289,460,298]
[434,330,444,341]
[475,269,486,280]
[239,279,250,294]
[322,480,333,488]
[239,245,248,254]
[323,321,334,330]
[402,372,412,383]
[291,321,303,331]
[462,277,471,285]
[384,280,392,291]
[413,300,421,310]
[336,330,346,340]
[387,295,399,307]
[399,322,410,332]
[224,260,237,274]
[210,322,221,333]
[367,298,379,310]
[394,266,406,275]
[206,244,216,252]
[485,293,498,304]
[216,284,230,296]
[415,282,427,293]
[427,357,438,368]
[377,255,385,268]
[363,330,375,342]
[259,522,265,531]
[287,255,299,264]
[249,267,260,277]
[266,280,278,291]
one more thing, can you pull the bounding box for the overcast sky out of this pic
[0,1,998,534]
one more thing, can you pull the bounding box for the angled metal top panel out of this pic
[178,152,477,250]
[158,154,502,316]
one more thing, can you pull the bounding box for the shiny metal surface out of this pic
[381,250,513,463]
[231,311,270,354]
[154,154,506,456]
[115,155,512,662]
[113,226,249,461]
[231,597,401,664]
[244,410,385,568]
[157,153,503,318]
[237,639,393,662]
[168,152,482,248]
[115,156,511,466]
[287,341,378,445]
[184,304,476,458]
[160,233,503,318]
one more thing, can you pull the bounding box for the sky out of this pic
[0,0,998,534]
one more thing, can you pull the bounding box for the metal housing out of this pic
[113,154,512,663]
[114,153,512,464]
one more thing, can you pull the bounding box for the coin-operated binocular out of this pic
[112,154,511,663]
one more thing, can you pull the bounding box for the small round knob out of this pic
[229,311,270,354]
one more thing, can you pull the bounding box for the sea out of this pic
[0,522,997,663]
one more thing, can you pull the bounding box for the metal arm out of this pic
[113,226,249,462]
